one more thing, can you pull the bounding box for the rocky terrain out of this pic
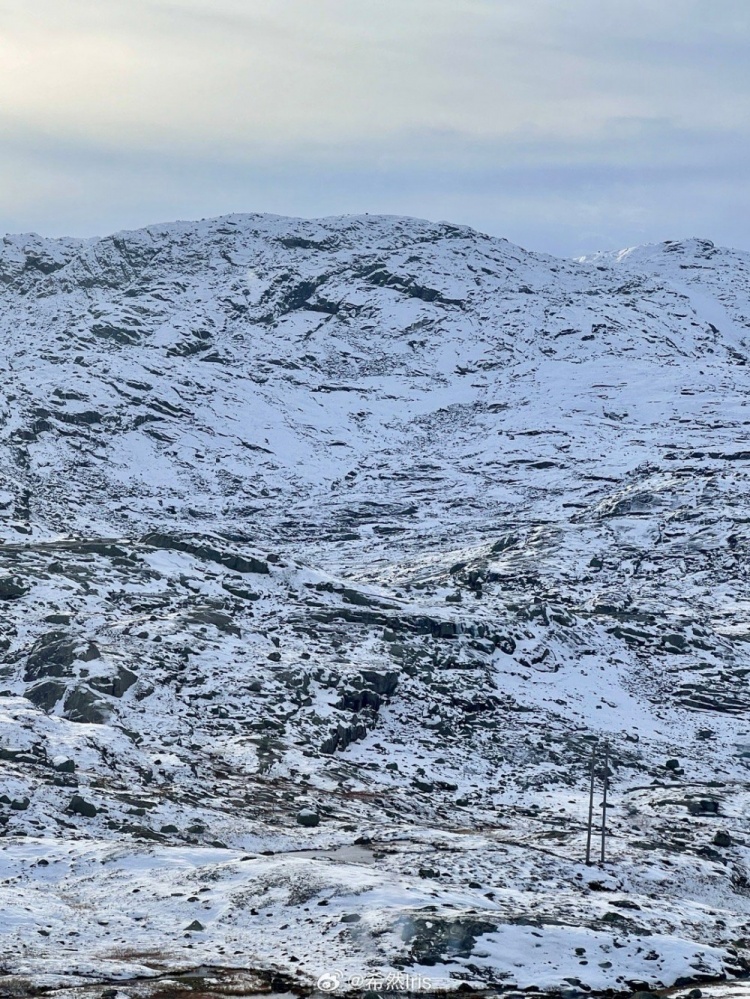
[0,214,749,995]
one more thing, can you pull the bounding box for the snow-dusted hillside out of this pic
[0,214,749,996]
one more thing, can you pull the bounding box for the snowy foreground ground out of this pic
[0,215,749,995]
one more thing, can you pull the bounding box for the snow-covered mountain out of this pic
[1,214,749,995]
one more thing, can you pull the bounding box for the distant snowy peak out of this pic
[578,236,717,263]
[4,211,749,303]
[578,235,750,275]
[0,215,553,298]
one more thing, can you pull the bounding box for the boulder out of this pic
[24,632,77,681]
[26,679,68,712]
[687,798,720,816]
[296,808,320,827]
[0,577,27,600]
[63,686,109,725]
[69,795,98,817]
[89,666,138,698]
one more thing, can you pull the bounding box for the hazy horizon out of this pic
[1,0,748,257]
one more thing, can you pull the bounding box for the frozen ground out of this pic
[0,217,749,995]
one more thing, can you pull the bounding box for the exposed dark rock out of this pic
[401,916,497,964]
[142,532,269,574]
[0,577,27,600]
[63,686,109,724]
[188,609,241,636]
[24,632,77,681]
[69,795,98,817]
[89,666,138,698]
[25,678,68,712]
[687,799,720,816]
[296,809,320,827]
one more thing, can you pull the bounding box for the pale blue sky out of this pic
[0,0,748,255]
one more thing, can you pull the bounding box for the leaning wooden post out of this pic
[585,741,597,865]
[600,741,609,864]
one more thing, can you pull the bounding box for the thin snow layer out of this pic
[0,835,734,989]
[0,215,749,993]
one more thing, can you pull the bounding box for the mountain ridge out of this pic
[0,212,749,995]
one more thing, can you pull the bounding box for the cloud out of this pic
[0,0,747,254]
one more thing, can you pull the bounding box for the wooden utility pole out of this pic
[585,741,597,865]
[600,741,609,864]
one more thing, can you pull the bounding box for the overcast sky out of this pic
[1,0,748,256]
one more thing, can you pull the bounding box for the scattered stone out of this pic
[90,665,138,698]
[402,916,498,964]
[69,795,98,817]
[687,798,720,816]
[63,685,109,725]
[24,632,78,681]
[0,577,27,600]
[296,808,320,827]
[25,679,68,712]
[413,779,434,793]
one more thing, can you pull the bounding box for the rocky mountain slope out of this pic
[0,215,749,995]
